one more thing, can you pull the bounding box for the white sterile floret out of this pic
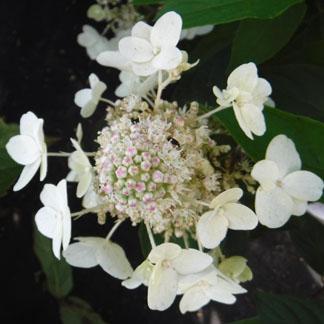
[6,111,47,191]
[74,73,107,118]
[35,179,71,259]
[67,138,93,198]
[251,134,324,228]
[213,62,272,140]
[97,11,183,76]
[178,265,246,314]
[180,25,214,40]
[115,71,158,97]
[197,188,258,249]
[307,203,324,225]
[146,243,212,311]
[63,236,133,280]
[77,25,111,60]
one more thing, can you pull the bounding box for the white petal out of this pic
[152,47,182,70]
[122,260,153,289]
[233,102,253,140]
[40,147,47,181]
[197,211,228,249]
[292,199,308,216]
[147,262,178,311]
[283,171,323,202]
[228,62,258,92]
[308,203,324,224]
[119,37,154,63]
[132,61,157,77]
[40,183,63,211]
[172,249,213,275]
[74,89,92,108]
[92,81,107,102]
[96,51,131,71]
[151,11,182,49]
[206,285,236,304]
[77,173,92,198]
[216,273,247,294]
[62,211,71,251]
[223,203,258,230]
[251,160,279,190]
[266,134,301,177]
[63,242,98,268]
[80,101,97,118]
[35,206,57,239]
[132,21,152,40]
[57,179,68,206]
[252,78,272,107]
[255,186,293,228]
[148,242,181,264]
[210,188,243,209]
[96,241,133,279]
[77,25,97,47]
[6,135,40,165]
[20,111,40,137]
[13,159,40,191]
[212,85,223,100]
[240,103,266,136]
[179,287,209,314]
[52,220,63,259]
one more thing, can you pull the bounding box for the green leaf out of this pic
[265,64,324,121]
[60,296,107,324]
[34,227,73,298]
[228,3,306,70]
[256,292,324,323]
[214,107,324,180]
[159,0,303,28]
[0,119,22,196]
[290,216,324,275]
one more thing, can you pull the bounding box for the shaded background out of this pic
[0,0,323,323]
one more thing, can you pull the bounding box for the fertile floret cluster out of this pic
[95,98,225,235]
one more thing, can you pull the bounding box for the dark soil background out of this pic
[0,1,321,323]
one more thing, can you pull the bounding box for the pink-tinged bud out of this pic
[128,199,137,208]
[141,173,150,182]
[135,182,146,193]
[128,165,139,176]
[134,155,142,163]
[115,166,127,178]
[142,152,151,160]
[153,170,164,183]
[143,193,153,203]
[111,133,120,143]
[146,201,157,212]
[126,146,137,157]
[141,161,151,171]
[126,179,136,189]
[151,157,160,167]
[122,188,130,196]
[122,156,133,166]
[116,203,126,212]
[103,184,113,194]
[147,182,157,192]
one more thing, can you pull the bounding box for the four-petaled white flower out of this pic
[74,73,107,118]
[67,138,93,198]
[63,236,133,280]
[180,25,214,40]
[178,265,246,314]
[115,71,159,98]
[197,188,258,249]
[6,111,47,191]
[146,242,212,311]
[77,25,111,60]
[35,179,71,259]
[251,134,324,228]
[97,11,183,76]
[213,62,272,139]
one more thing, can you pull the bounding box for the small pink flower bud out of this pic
[115,166,127,178]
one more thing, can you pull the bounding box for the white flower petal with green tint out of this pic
[251,160,279,191]
[255,186,293,228]
[119,37,154,63]
[147,262,178,311]
[179,286,210,314]
[265,134,301,177]
[197,211,228,249]
[282,170,323,202]
[223,203,258,230]
[240,103,266,136]
[13,159,41,191]
[172,249,213,275]
[96,240,133,280]
[210,187,243,209]
[122,260,153,289]
[148,242,181,263]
